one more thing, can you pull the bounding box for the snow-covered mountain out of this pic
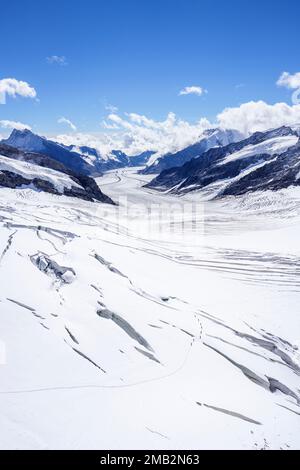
[146,126,300,197]
[69,145,155,172]
[0,142,74,174]
[0,143,114,204]
[141,128,244,175]
[1,129,155,177]
[2,129,97,176]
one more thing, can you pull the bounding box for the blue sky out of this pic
[1,0,300,137]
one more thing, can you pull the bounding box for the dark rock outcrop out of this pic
[2,129,155,176]
[0,143,73,175]
[146,126,300,197]
[222,142,300,196]
[141,128,243,175]
[0,143,115,204]
[2,129,96,176]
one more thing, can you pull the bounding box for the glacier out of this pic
[0,168,300,450]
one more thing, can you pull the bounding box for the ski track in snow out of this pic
[0,168,300,450]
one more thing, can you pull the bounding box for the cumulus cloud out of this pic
[101,112,211,155]
[57,117,77,131]
[179,86,206,96]
[277,71,300,89]
[54,132,119,157]
[101,102,300,151]
[46,56,67,65]
[56,112,211,158]
[54,100,300,158]
[0,120,32,131]
[0,78,37,104]
[217,100,300,135]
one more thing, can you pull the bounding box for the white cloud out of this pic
[0,120,32,131]
[46,56,67,65]
[0,78,37,104]
[57,117,77,131]
[54,100,300,158]
[277,72,300,89]
[56,112,211,158]
[179,86,206,96]
[217,100,300,135]
[54,132,117,157]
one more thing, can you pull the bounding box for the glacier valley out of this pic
[0,168,300,450]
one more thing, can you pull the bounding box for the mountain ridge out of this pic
[0,142,115,204]
[140,128,244,175]
[146,126,300,197]
[1,129,155,176]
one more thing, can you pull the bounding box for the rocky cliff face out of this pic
[0,143,115,204]
[2,129,96,176]
[2,129,155,176]
[141,128,243,175]
[146,126,300,198]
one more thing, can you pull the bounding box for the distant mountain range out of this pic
[0,129,157,203]
[67,145,155,173]
[2,126,300,202]
[2,129,96,176]
[146,126,300,197]
[141,128,244,174]
[2,129,155,176]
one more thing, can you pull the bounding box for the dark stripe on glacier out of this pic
[196,402,262,425]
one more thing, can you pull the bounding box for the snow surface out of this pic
[0,168,300,450]
[69,146,114,164]
[0,154,81,192]
[164,158,279,198]
[218,135,298,166]
[146,128,243,167]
